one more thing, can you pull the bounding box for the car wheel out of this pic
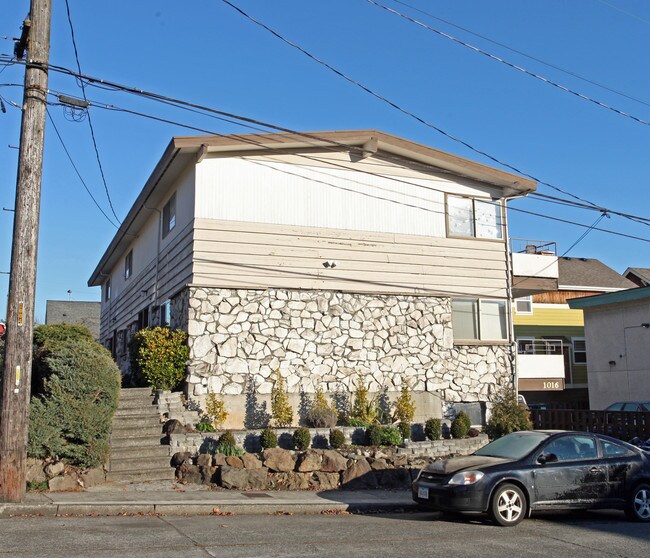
[489,483,527,527]
[625,484,650,522]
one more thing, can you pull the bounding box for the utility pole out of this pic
[0,0,51,503]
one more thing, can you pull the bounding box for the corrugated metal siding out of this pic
[191,219,508,298]
[195,156,501,238]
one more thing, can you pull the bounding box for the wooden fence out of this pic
[530,409,650,441]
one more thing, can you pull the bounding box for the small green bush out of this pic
[329,428,345,449]
[398,422,411,441]
[484,387,533,440]
[305,386,338,428]
[260,428,278,449]
[380,425,402,446]
[345,417,370,428]
[365,423,382,446]
[450,411,472,439]
[28,326,121,468]
[292,427,312,451]
[271,370,294,427]
[215,430,244,456]
[196,419,216,433]
[424,418,442,441]
[129,327,189,391]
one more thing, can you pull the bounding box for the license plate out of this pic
[418,487,429,499]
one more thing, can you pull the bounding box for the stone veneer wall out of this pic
[186,287,512,418]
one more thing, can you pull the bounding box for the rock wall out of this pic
[185,287,512,426]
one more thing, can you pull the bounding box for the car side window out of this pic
[543,436,597,462]
[623,403,640,411]
[602,440,635,458]
[607,403,624,411]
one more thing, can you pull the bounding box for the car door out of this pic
[599,438,639,504]
[533,434,607,508]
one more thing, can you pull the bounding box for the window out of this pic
[542,435,597,462]
[160,300,171,328]
[452,298,507,341]
[447,195,503,240]
[515,296,532,314]
[124,250,133,280]
[572,337,587,364]
[104,278,111,302]
[162,193,176,239]
[603,440,634,458]
[137,307,150,330]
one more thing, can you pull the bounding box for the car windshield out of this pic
[474,432,549,459]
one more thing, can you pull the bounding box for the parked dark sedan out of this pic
[412,430,650,526]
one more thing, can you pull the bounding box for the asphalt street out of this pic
[1,510,648,558]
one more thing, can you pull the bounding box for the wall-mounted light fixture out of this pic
[322,260,337,268]
[608,360,616,366]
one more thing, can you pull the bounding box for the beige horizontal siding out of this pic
[192,219,507,298]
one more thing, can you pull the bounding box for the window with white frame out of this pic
[162,193,176,239]
[104,278,111,302]
[124,250,133,280]
[515,296,532,314]
[447,195,503,240]
[452,298,508,341]
[160,300,171,328]
[572,337,587,364]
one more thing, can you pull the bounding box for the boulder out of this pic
[296,450,322,472]
[378,468,411,489]
[220,466,269,489]
[263,448,296,472]
[313,471,340,490]
[369,458,389,471]
[196,453,212,467]
[200,465,217,485]
[225,456,244,468]
[341,458,377,488]
[81,467,105,488]
[163,419,184,435]
[45,461,64,479]
[241,453,263,469]
[171,452,192,467]
[177,463,202,484]
[272,472,311,490]
[48,474,80,492]
[247,467,269,489]
[320,450,348,473]
[26,458,46,483]
[213,453,227,467]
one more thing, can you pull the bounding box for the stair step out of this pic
[110,445,170,460]
[119,388,154,398]
[106,468,176,483]
[115,406,160,417]
[112,416,161,428]
[109,455,172,472]
[111,424,163,439]
[110,435,167,449]
[117,399,156,411]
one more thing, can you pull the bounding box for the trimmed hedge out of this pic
[28,325,121,468]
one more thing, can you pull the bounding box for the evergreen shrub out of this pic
[398,422,411,442]
[292,427,311,451]
[365,423,382,446]
[380,425,402,446]
[424,418,442,441]
[450,411,472,439]
[484,387,533,439]
[329,429,345,449]
[260,428,278,449]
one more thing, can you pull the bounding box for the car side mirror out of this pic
[537,453,558,465]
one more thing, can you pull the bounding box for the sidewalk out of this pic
[0,484,416,518]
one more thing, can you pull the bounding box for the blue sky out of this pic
[1,0,649,321]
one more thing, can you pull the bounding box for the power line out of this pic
[388,0,650,111]
[63,0,121,224]
[3,55,649,229]
[596,0,650,26]
[215,1,636,218]
[366,0,650,128]
[46,109,119,228]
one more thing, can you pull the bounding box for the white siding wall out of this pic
[195,154,500,237]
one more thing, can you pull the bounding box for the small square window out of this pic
[572,338,587,364]
[515,296,532,314]
[162,193,176,239]
[447,195,503,240]
[452,298,507,341]
[124,250,133,280]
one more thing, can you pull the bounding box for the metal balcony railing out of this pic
[517,339,564,355]
[510,239,557,256]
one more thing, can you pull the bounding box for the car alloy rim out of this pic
[634,488,650,519]
[497,489,523,523]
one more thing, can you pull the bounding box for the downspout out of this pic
[502,195,519,395]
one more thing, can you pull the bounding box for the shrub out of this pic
[345,417,370,428]
[215,430,244,457]
[380,425,402,446]
[424,418,442,441]
[305,386,337,428]
[196,419,215,433]
[451,411,472,439]
[292,427,312,451]
[27,327,121,468]
[393,383,415,424]
[350,372,379,425]
[271,370,293,427]
[260,428,278,449]
[365,423,382,446]
[205,391,228,430]
[329,428,345,449]
[129,327,189,391]
[484,387,533,440]
[398,422,411,442]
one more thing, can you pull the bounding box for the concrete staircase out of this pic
[108,388,175,483]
